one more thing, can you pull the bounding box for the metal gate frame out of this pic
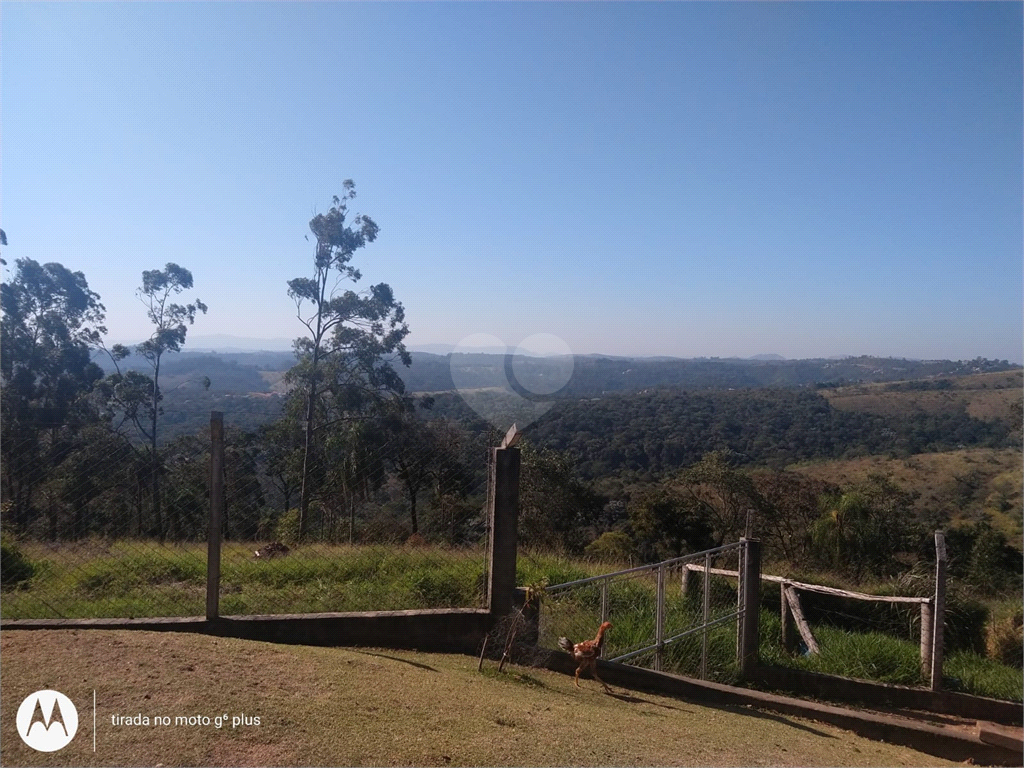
[544,539,760,679]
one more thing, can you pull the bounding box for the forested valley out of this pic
[2,209,1021,608]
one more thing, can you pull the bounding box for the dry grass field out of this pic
[0,629,957,768]
[821,370,1023,424]
[789,447,1023,540]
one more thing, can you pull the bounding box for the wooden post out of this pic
[930,531,947,691]
[784,586,820,655]
[206,412,225,620]
[738,538,762,678]
[781,581,797,653]
[681,565,698,598]
[487,444,521,615]
[920,599,934,678]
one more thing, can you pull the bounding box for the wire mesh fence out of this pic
[539,542,746,683]
[1,428,212,620]
[1,413,493,620]
[216,427,492,615]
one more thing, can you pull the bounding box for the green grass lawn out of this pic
[755,610,1023,702]
[4,540,1020,702]
[2,541,492,619]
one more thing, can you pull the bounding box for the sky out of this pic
[2,2,1022,363]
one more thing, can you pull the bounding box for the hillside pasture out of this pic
[821,370,1023,425]
[788,447,1023,541]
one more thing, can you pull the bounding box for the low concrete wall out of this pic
[1,608,494,655]
[752,664,1022,727]
[208,609,493,652]
[536,652,1022,766]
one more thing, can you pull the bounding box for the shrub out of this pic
[943,587,989,654]
[0,535,36,589]
[966,522,1021,595]
[986,608,1023,669]
[584,532,636,564]
[357,509,409,544]
[274,509,301,545]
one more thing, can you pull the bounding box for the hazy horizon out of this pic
[103,333,1018,365]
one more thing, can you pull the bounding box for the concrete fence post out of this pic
[655,564,666,672]
[206,411,225,620]
[487,445,521,615]
[930,531,947,691]
[735,546,745,663]
[920,599,934,678]
[738,537,762,679]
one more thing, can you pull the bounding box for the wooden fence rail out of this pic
[683,559,944,687]
[683,564,930,603]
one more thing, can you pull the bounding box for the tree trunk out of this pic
[168,493,179,541]
[297,309,325,541]
[298,377,317,540]
[136,475,144,537]
[12,481,31,532]
[349,497,355,544]
[46,490,58,541]
[74,496,86,540]
[151,355,164,541]
[404,474,419,535]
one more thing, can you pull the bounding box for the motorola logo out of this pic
[16,690,79,752]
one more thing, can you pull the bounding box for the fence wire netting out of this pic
[539,543,745,683]
[1,430,211,620]
[217,423,492,616]
[1,416,493,620]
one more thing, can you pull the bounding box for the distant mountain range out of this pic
[165,336,797,361]
[94,340,1020,400]
[170,334,296,352]
[90,341,1020,447]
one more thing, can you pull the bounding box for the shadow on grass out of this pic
[704,702,838,738]
[479,666,561,692]
[605,687,836,737]
[354,650,439,672]
[606,690,692,713]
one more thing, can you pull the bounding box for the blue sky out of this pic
[3,2,1022,362]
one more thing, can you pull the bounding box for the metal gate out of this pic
[539,541,754,682]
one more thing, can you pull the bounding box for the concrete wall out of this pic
[752,664,1022,727]
[535,652,1022,766]
[2,609,495,655]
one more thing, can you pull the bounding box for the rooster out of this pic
[558,621,613,693]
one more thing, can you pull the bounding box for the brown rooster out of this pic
[558,621,613,693]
